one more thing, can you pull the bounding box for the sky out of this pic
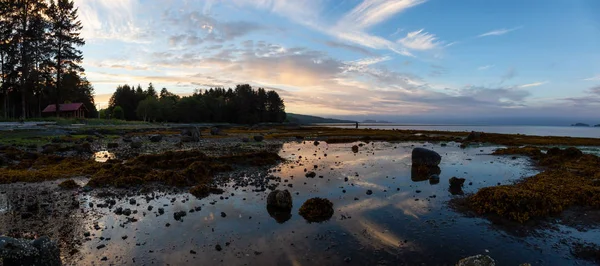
[74,0,600,122]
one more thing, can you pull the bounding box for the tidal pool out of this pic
[2,141,599,265]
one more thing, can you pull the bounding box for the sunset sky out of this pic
[75,0,600,120]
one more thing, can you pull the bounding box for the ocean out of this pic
[316,123,600,138]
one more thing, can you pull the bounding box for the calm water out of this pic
[317,124,600,138]
[2,141,599,265]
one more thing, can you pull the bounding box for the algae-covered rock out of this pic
[299,197,334,223]
[266,189,292,210]
[456,254,495,266]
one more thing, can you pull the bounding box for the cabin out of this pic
[42,103,88,118]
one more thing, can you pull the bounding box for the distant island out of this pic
[286,113,356,124]
[595,124,600,127]
[363,119,391,123]
[571,123,590,127]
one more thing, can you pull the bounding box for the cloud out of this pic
[323,41,377,56]
[397,29,440,50]
[478,65,494,71]
[339,0,426,29]
[583,74,600,81]
[519,81,548,88]
[478,26,522,37]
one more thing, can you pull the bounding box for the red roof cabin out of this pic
[42,103,88,118]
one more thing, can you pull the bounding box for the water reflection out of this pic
[93,151,115,162]
[266,205,292,223]
[5,141,594,265]
[411,165,441,182]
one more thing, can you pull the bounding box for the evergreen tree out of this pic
[46,0,84,117]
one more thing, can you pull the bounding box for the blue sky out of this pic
[75,0,600,120]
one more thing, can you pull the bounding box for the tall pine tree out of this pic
[46,0,84,117]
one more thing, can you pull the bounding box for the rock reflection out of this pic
[266,205,292,224]
[411,165,441,182]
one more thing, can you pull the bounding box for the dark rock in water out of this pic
[313,141,320,146]
[0,236,61,266]
[158,208,164,215]
[429,174,440,185]
[266,190,293,210]
[220,212,227,218]
[149,135,162,142]
[107,142,119,149]
[466,131,485,141]
[253,135,264,142]
[122,208,132,216]
[305,171,316,178]
[351,145,359,153]
[456,254,495,266]
[411,165,441,182]
[449,177,466,187]
[366,190,373,195]
[174,211,187,221]
[299,197,334,223]
[210,127,221,136]
[215,244,222,251]
[412,148,441,166]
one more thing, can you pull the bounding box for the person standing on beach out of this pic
[355,122,359,129]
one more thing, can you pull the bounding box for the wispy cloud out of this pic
[397,29,440,50]
[583,74,600,81]
[500,67,517,84]
[478,65,494,71]
[478,26,522,37]
[340,0,426,30]
[520,81,548,88]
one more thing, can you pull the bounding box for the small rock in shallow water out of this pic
[215,244,222,251]
[456,254,495,266]
[221,212,227,217]
[366,190,373,195]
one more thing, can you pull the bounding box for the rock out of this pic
[220,212,227,218]
[449,177,466,187]
[305,171,316,178]
[107,143,119,149]
[0,236,61,266]
[412,148,441,166]
[149,135,162,142]
[429,174,440,185]
[456,254,495,266]
[351,145,359,153]
[174,211,187,221]
[466,131,485,141]
[181,127,201,142]
[298,197,334,223]
[253,135,264,142]
[266,190,293,210]
[210,127,221,136]
[122,208,132,216]
[215,244,222,251]
[130,141,142,149]
[313,141,320,146]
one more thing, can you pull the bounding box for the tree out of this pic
[136,96,160,122]
[46,0,84,117]
[147,83,157,98]
[266,90,286,122]
[98,108,108,119]
[112,106,124,120]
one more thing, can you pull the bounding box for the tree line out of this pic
[0,0,97,119]
[102,83,286,124]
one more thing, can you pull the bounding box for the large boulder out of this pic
[0,236,61,266]
[412,147,441,166]
[267,190,293,210]
[456,254,495,266]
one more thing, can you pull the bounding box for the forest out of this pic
[102,83,287,124]
[0,0,96,119]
